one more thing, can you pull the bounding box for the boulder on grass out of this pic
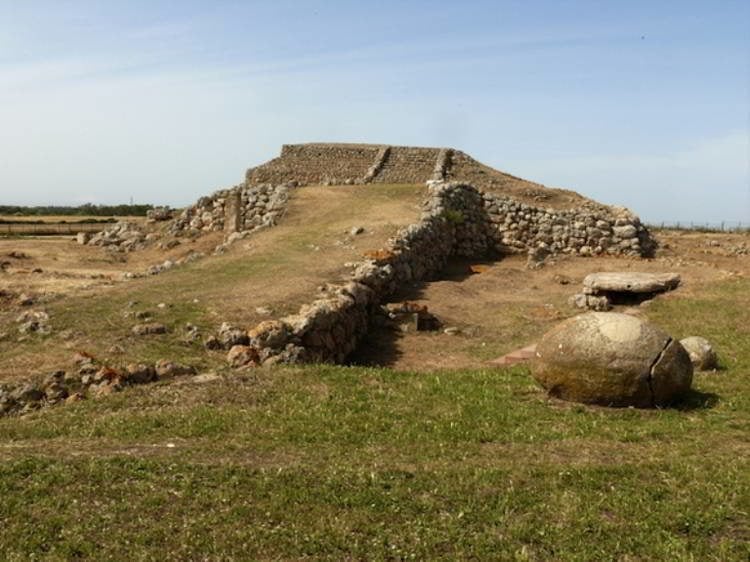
[532,312,693,408]
[680,336,718,371]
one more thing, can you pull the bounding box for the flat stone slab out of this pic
[583,272,681,295]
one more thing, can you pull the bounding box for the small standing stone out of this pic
[680,336,718,370]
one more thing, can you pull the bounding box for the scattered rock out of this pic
[147,260,175,275]
[73,351,98,367]
[16,310,51,334]
[124,363,157,384]
[569,293,611,312]
[76,232,91,245]
[680,336,718,370]
[18,293,35,306]
[87,222,147,253]
[532,312,693,407]
[204,335,222,350]
[65,392,86,404]
[155,360,196,378]
[93,367,122,385]
[247,320,289,348]
[217,322,249,348]
[44,381,69,403]
[526,244,552,269]
[191,372,221,384]
[10,383,45,404]
[183,323,201,343]
[132,322,167,336]
[146,206,173,221]
[91,381,120,398]
[158,239,181,250]
[227,345,259,368]
[350,226,365,236]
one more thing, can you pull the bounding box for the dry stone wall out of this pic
[228,182,464,367]
[481,191,654,258]
[171,142,655,260]
[171,184,290,234]
[246,143,382,186]
[225,181,655,368]
[370,147,441,184]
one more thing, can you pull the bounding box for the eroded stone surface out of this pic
[582,272,681,295]
[680,336,718,370]
[531,312,693,407]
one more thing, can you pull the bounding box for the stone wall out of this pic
[245,143,450,187]
[246,143,383,186]
[227,182,465,367]
[224,181,655,369]
[480,191,654,258]
[171,184,290,234]
[370,146,443,184]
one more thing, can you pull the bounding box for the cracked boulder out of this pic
[531,312,693,407]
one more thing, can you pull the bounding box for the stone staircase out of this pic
[370,147,442,184]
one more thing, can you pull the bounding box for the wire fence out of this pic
[647,220,749,233]
[0,222,108,236]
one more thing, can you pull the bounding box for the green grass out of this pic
[0,350,747,559]
[0,257,748,558]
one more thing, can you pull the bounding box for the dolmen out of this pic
[571,272,681,311]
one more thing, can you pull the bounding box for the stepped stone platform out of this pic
[172,142,657,261]
[244,143,601,210]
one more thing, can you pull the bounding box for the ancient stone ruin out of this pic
[571,272,682,311]
[218,181,657,369]
[4,142,667,417]
[172,143,656,259]
[149,142,661,370]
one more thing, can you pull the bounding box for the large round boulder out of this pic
[532,312,693,407]
[679,336,718,370]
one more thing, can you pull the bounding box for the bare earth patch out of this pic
[354,229,750,370]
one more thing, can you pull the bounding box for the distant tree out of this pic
[0,203,155,217]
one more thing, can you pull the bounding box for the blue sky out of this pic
[0,1,748,223]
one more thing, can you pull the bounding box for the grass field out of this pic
[0,215,146,236]
[0,276,748,560]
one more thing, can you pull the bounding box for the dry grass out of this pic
[0,184,425,381]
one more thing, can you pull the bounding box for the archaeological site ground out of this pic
[0,144,748,560]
